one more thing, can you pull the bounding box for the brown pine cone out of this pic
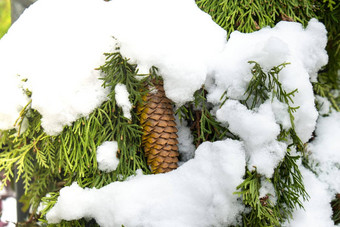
[138,79,179,174]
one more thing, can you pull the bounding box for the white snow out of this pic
[0,0,227,135]
[207,19,327,144]
[259,179,277,205]
[96,141,120,173]
[216,99,287,177]
[315,95,331,115]
[0,0,113,135]
[1,197,17,227]
[308,112,340,194]
[0,182,16,227]
[114,84,132,120]
[283,167,335,227]
[47,139,246,227]
[286,112,340,227]
[176,117,196,163]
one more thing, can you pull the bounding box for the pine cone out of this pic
[138,79,179,173]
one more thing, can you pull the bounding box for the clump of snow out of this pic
[0,0,114,135]
[114,84,132,120]
[207,19,327,144]
[308,112,340,193]
[1,197,17,227]
[47,139,246,226]
[259,179,277,205]
[96,141,120,173]
[0,181,16,227]
[315,95,331,115]
[109,0,226,105]
[0,77,28,131]
[283,167,335,227]
[216,99,286,177]
[176,117,196,163]
[271,98,291,130]
[0,0,227,135]
[285,112,340,227]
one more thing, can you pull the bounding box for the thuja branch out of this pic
[235,171,280,226]
[243,61,304,151]
[178,88,237,147]
[196,0,317,38]
[233,61,308,225]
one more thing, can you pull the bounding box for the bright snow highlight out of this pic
[96,141,120,173]
[115,84,132,120]
[47,140,246,227]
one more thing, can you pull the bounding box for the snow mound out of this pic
[0,0,114,135]
[96,141,120,173]
[283,167,335,227]
[47,139,246,227]
[208,18,327,144]
[216,100,286,177]
[308,112,340,193]
[115,84,132,120]
[0,0,226,134]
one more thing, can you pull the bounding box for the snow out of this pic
[114,84,132,120]
[0,182,16,227]
[96,141,120,173]
[207,19,327,144]
[47,139,246,227]
[0,0,113,135]
[283,167,335,227]
[315,95,331,115]
[216,99,287,177]
[0,197,17,227]
[0,0,226,135]
[308,112,340,194]
[176,117,196,163]
[0,197,16,227]
[259,179,277,205]
[286,112,340,227]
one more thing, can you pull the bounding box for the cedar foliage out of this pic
[0,1,339,226]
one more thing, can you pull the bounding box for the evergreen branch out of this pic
[273,152,309,218]
[191,88,238,147]
[196,0,318,38]
[235,170,281,226]
[332,194,340,225]
[175,105,194,123]
[231,61,308,225]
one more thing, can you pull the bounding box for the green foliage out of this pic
[322,0,338,10]
[243,61,304,151]
[176,88,237,147]
[332,195,340,225]
[235,171,280,227]
[0,0,11,38]
[232,61,308,226]
[196,0,318,38]
[272,152,309,218]
[314,1,340,110]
